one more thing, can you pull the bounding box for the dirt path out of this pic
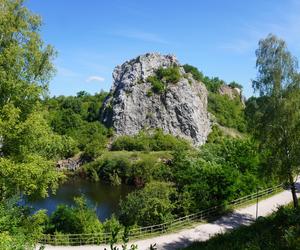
[40,182,299,250]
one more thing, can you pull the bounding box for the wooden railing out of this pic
[39,183,283,246]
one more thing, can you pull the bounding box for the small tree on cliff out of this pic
[252,34,300,208]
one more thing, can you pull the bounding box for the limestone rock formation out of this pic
[101,53,211,146]
[218,84,245,106]
[57,154,83,171]
[218,84,241,99]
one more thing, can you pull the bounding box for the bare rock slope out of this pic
[101,53,211,146]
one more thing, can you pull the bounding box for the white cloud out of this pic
[86,76,105,83]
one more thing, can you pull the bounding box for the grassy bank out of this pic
[183,202,300,250]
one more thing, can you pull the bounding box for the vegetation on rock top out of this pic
[147,66,181,94]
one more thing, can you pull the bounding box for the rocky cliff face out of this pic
[218,84,245,106]
[101,53,211,146]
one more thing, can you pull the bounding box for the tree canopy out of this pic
[0,0,65,247]
[250,34,300,208]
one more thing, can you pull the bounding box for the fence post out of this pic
[256,187,259,220]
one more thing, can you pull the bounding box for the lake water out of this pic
[25,178,134,222]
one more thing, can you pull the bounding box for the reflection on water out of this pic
[25,178,134,222]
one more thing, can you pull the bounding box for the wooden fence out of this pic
[39,183,283,246]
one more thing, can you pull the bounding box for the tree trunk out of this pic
[289,174,298,208]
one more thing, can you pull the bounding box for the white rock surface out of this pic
[101,53,211,145]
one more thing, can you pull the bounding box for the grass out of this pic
[80,150,174,184]
[183,201,300,250]
[100,150,173,160]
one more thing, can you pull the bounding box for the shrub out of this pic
[0,198,48,249]
[171,137,265,214]
[228,81,243,90]
[111,130,191,151]
[208,93,246,132]
[156,66,181,84]
[83,151,173,186]
[147,76,165,94]
[47,196,102,234]
[206,125,223,143]
[146,66,181,94]
[119,181,176,226]
[183,64,204,81]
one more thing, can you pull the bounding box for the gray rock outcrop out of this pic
[57,154,83,171]
[218,84,245,106]
[101,53,211,146]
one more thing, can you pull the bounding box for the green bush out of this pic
[83,151,172,186]
[204,76,224,93]
[183,64,244,95]
[171,137,266,214]
[146,66,181,94]
[46,196,102,234]
[119,181,176,226]
[147,76,165,94]
[208,93,246,132]
[156,66,181,84]
[111,130,191,151]
[183,64,204,81]
[206,125,223,143]
[228,81,243,90]
[0,198,48,249]
[44,91,110,158]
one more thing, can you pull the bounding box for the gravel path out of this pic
[39,182,299,250]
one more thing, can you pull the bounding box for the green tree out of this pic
[0,0,65,200]
[0,0,64,246]
[0,0,56,117]
[0,198,48,250]
[253,34,298,97]
[208,93,246,132]
[47,196,102,234]
[119,181,176,226]
[252,34,300,208]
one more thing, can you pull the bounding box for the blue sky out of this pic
[27,0,300,98]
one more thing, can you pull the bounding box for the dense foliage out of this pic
[248,34,300,208]
[46,196,102,234]
[183,64,246,132]
[0,0,65,200]
[170,138,268,214]
[184,204,300,250]
[183,64,204,81]
[147,66,180,94]
[44,91,110,160]
[111,130,191,151]
[0,1,66,247]
[114,137,273,227]
[119,182,176,226]
[183,64,229,93]
[208,93,246,132]
[0,198,48,250]
[83,151,172,186]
